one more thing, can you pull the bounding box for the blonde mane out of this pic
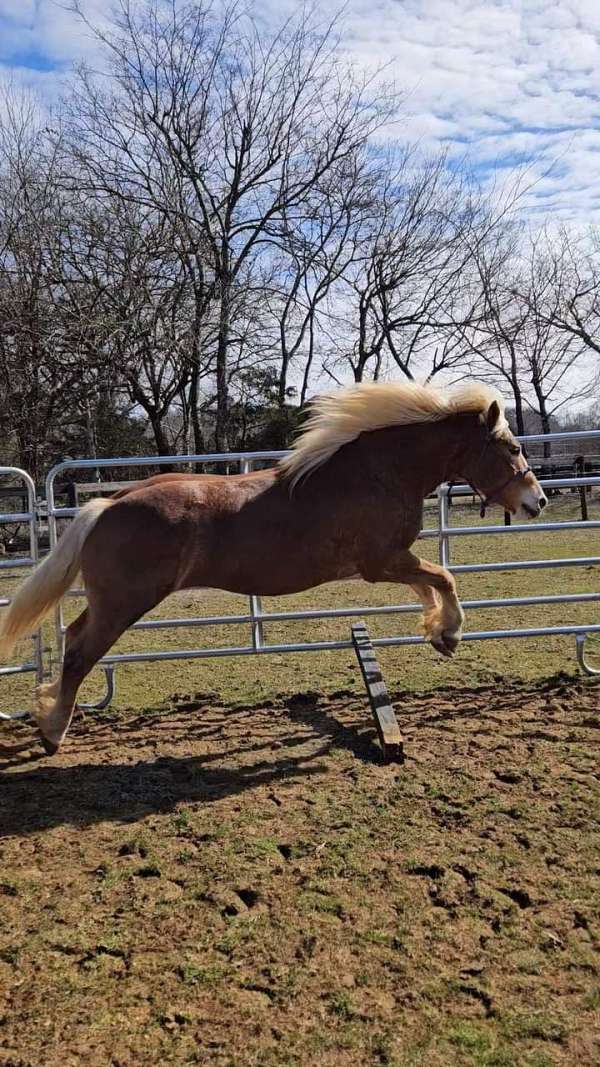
[279,379,507,488]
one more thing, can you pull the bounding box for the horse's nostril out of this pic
[539,496,547,510]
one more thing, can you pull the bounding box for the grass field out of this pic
[0,491,599,1067]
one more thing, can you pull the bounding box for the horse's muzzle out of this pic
[521,492,548,519]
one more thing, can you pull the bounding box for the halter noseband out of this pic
[458,433,532,519]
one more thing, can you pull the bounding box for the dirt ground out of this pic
[1,673,599,1067]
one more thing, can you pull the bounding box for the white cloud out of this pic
[1,0,599,222]
[0,1,36,18]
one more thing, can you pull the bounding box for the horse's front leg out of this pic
[409,579,464,657]
[382,551,465,658]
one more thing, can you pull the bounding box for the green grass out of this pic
[0,493,598,713]
[176,961,225,987]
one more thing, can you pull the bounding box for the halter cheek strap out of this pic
[475,465,533,518]
[455,433,532,519]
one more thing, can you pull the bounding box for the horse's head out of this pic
[465,401,547,520]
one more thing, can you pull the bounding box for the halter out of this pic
[455,433,532,519]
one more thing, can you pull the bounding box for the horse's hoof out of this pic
[431,630,460,658]
[431,638,453,658]
[442,630,461,654]
[38,732,59,756]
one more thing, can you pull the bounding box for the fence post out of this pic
[240,458,265,650]
[575,456,589,521]
[438,484,450,568]
[0,467,45,705]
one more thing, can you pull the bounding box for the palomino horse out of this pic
[0,380,546,755]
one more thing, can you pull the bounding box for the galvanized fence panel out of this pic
[0,467,43,720]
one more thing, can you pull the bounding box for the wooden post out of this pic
[575,456,588,521]
[351,622,404,762]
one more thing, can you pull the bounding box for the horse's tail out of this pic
[0,498,113,658]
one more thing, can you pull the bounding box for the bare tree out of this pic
[456,220,530,433]
[57,191,207,456]
[263,149,375,405]
[326,152,500,384]
[517,238,593,451]
[65,0,399,448]
[0,87,98,480]
[515,225,600,372]
[461,228,595,448]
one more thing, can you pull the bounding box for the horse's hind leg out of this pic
[36,609,89,711]
[33,610,111,754]
[34,593,157,755]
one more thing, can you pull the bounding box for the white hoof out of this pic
[430,628,462,658]
[33,680,66,752]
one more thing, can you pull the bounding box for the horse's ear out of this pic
[486,400,501,432]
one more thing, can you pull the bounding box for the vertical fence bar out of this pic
[0,467,44,693]
[44,470,65,665]
[27,477,44,684]
[438,484,451,568]
[240,458,265,650]
[576,633,599,676]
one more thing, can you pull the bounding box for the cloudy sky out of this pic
[1,0,599,224]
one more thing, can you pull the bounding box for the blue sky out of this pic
[1,0,600,224]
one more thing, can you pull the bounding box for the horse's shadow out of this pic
[0,693,382,838]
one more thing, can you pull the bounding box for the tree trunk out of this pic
[300,314,316,406]
[215,272,231,452]
[354,300,369,382]
[278,322,290,408]
[188,362,205,457]
[506,347,526,437]
[533,384,552,458]
[17,435,41,488]
[148,412,173,463]
[512,382,525,437]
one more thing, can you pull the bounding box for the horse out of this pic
[0,380,546,755]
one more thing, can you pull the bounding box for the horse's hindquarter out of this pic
[80,479,214,604]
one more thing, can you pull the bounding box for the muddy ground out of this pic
[1,674,599,1066]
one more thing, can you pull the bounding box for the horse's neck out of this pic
[296,418,475,515]
[354,419,470,496]
[421,418,475,490]
[437,416,482,487]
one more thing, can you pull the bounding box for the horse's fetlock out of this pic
[422,607,443,640]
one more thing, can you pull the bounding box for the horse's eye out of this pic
[509,445,521,456]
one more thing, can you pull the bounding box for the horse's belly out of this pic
[184,553,358,597]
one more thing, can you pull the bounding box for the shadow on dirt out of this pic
[4,673,590,838]
[0,692,382,837]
